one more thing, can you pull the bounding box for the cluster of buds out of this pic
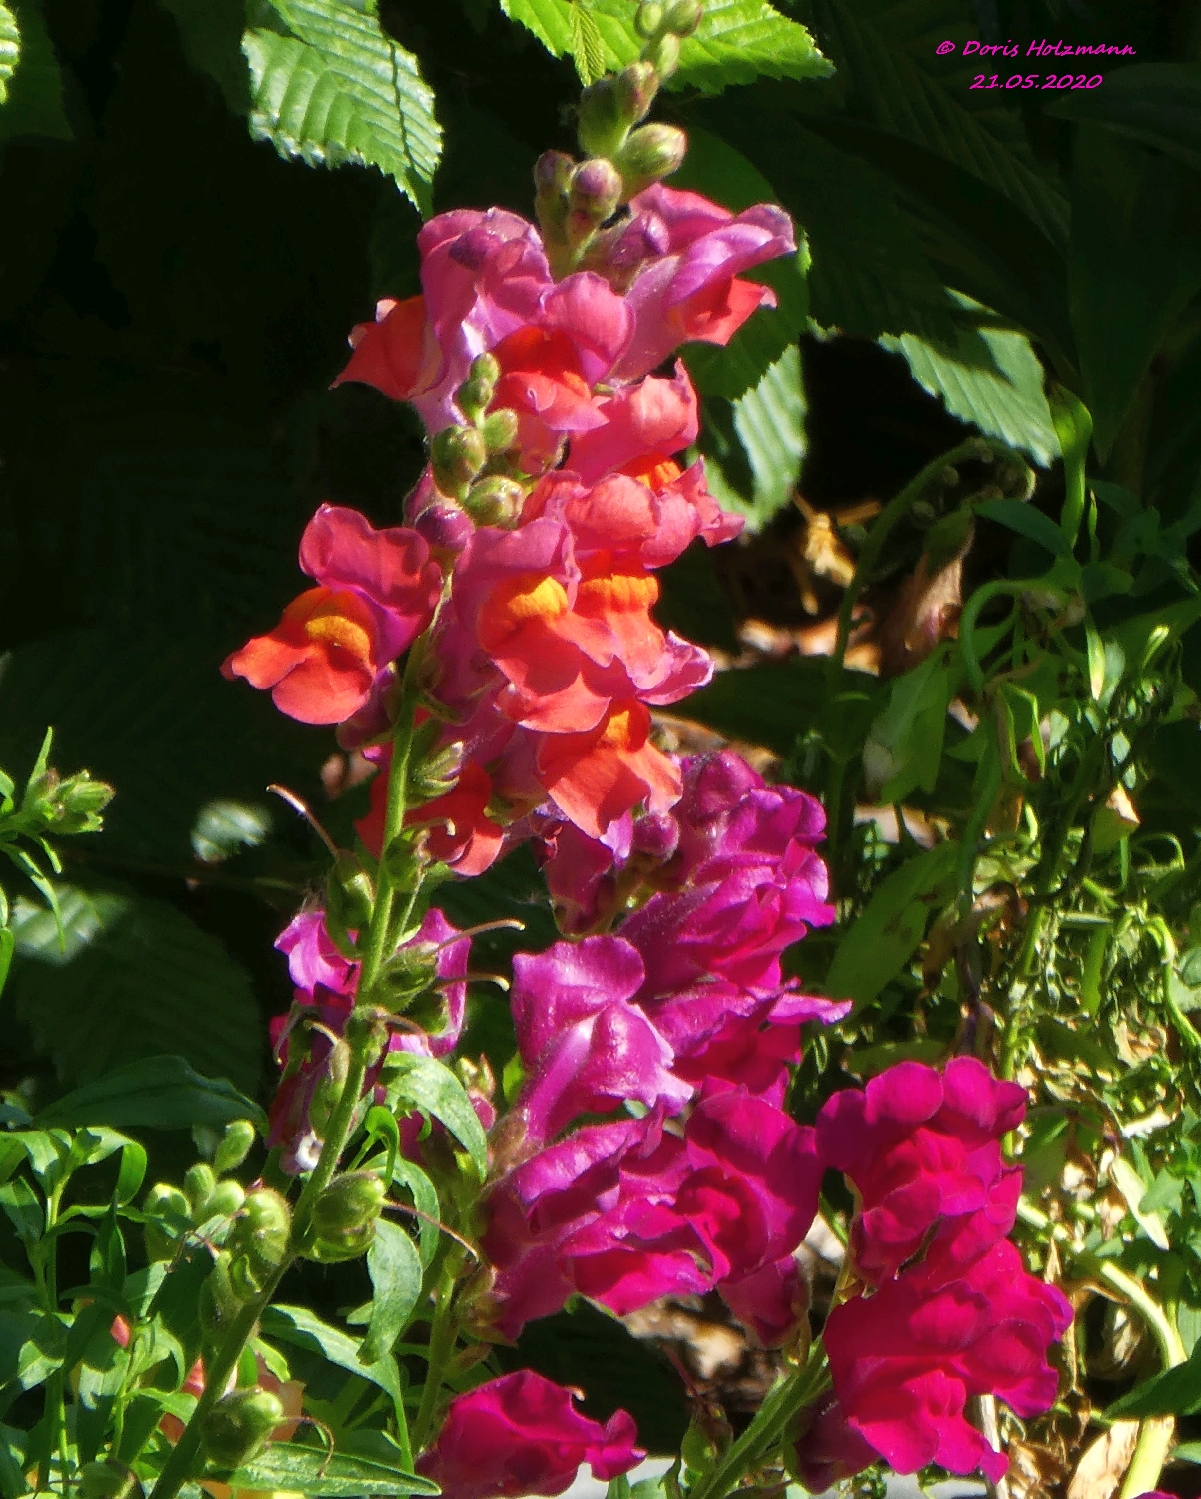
[430,355,527,526]
[198,1186,292,1341]
[142,1121,256,1262]
[535,0,701,274]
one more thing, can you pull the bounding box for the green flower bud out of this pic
[456,354,501,424]
[615,61,658,122]
[635,0,664,37]
[614,124,687,197]
[312,1171,387,1238]
[143,1183,190,1261]
[577,78,627,159]
[214,1120,256,1175]
[234,1187,292,1275]
[307,1222,377,1262]
[201,1388,285,1469]
[431,425,488,501]
[569,158,623,233]
[376,946,438,1011]
[645,31,680,76]
[326,850,374,933]
[205,1180,246,1221]
[78,1463,132,1499]
[46,770,115,835]
[199,1252,247,1343]
[662,0,702,35]
[184,1164,217,1220]
[482,407,520,455]
[463,475,526,528]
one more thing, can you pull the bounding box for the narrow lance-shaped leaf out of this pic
[360,1219,422,1365]
[243,0,441,214]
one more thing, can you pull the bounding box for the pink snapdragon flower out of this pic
[567,363,698,485]
[222,505,442,726]
[816,1057,1027,1284]
[606,186,796,381]
[483,1084,820,1344]
[416,1372,642,1499]
[510,937,691,1142]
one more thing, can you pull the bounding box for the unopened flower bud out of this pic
[79,1463,130,1499]
[534,149,575,199]
[414,498,473,558]
[205,1180,246,1221]
[482,407,520,455]
[615,60,658,122]
[234,1186,291,1275]
[313,1171,387,1237]
[614,124,687,196]
[463,475,526,528]
[645,30,680,76]
[184,1164,217,1220]
[326,851,374,931]
[634,0,664,37]
[456,354,500,423]
[143,1183,190,1261]
[577,78,626,160]
[431,425,488,500]
[307,1221,377,1262]
[214,1120,256,1175]
[47,770,115,834]
[201,1388,285,1469]
[663,0,702,35]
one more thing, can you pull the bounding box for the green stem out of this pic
[687,1348,830,1499]
[1017,1199,1185,1499]
[358,693,420,998]
[411,1261,459,1455]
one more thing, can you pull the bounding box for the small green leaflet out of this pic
[499,0,830,95]
[0,3,18,104]
[384,1053,489,1175]
[227,1443,438,1497]
[243,0,442,215]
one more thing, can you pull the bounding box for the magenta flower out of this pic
[818,1234,1071,1483]
[275,909,357,998]
[567,363,698,485]
[416,1371,642,1499]
[510,937,692,1142]
[607,185,796,382]
[816,1057,1028,1285]
[483,1085,820,1343]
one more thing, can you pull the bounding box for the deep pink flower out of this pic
[483,1085,819,1343]
[816,1057,1028,1285]
[275,910,357,998]
[335,210,552,433]
[608,186,796,382]
[819,1233,1071,1483]
[568,363,698,486]
[416,1371,642,1499]
[222,505,441,726]
[510,937,691,1141]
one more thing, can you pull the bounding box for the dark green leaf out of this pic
[243,0,442,214]
[1105,1347,1201,1419]
[360,1220,422,1366]
[226,1443,438,1497]
[383,1053,488,1175]
[1069,127,1201,459]
[825,841,959,1010]
[1047,63,1201,176]
[34,1056,264,1132]
[7,887,263,1096]
[975,500,1070,559]
[704,346,805,532]
[157,0,249,112]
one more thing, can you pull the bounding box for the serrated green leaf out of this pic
[360,1220,422,1366]
[499,0,830,95]
[1046,63,1201,176]
[568,3,606,86]
[0,4,19,104]
[880,315,1059,467]
[5,885,262,1095]
[227,1442,438,1497]
[383,1053,488,1175]
[0,0,67,140]
[810,0,1068,248]
[242,0,441,214]
[33,1056,264,1132]
[706,344,805,533]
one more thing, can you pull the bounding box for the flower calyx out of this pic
[201,1387,286,1469]
[303,1170,387,1262]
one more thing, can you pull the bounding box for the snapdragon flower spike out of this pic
[815,1056,1028,1285]
[222,505,441,726]
[509,937,691,1142]
[483,1083,820,1345]
[415,1371,643,1499]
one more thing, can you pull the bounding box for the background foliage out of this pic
[4,0,1201,1492]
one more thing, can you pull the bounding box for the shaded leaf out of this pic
[499,0,831,95]
[383,1053,488,1175]
[33,1056,264,1132]
[5,885,262,1095]
[1047,63,1201,176]
[975,500,1070,560]
[360,1220,422,1365]
[704,346,805,532]
[227,1442,437,1497]
[261,1305,403,1409]
[157,0,249,112]
[244,0,441,214]
[1106,1346,1201,1419]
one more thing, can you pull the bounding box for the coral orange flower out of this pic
[536,700,681,840]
